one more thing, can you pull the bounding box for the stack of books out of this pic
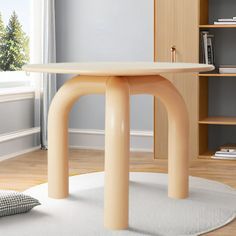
[212,144,236,160]
[214,17,236,25]
[200,31,215,65]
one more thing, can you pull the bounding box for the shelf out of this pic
[199,24,236,28]
[199,73,236,77]
[199,117,236,125]
[199,151,214,159]
[199,69,236,77]
[198,0,236,161]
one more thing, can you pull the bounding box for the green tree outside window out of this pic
[0,13,6,69]
[0,11,29,71]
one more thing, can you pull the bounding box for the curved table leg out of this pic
[104,77,130,230]
[48,73,188,231]
[128,75,189,199]
[48,75,107,199]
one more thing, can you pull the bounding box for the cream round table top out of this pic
[23,62,214,76]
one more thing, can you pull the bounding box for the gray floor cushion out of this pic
[0,190,40,217]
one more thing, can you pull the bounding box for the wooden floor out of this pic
[0,149,235,235]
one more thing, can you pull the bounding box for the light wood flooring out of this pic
[0,149,235,235]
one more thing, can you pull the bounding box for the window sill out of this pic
[0,87,35,103]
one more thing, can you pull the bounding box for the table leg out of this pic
[48,94,69,199]
[47,76,106,199]
[104,77,130,230]
[128,75,189,199]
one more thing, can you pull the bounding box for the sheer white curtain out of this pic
[30,0,57,149]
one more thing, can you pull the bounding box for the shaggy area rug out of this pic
[0,172,235,236]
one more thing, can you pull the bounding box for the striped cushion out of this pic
[0,190,40,217]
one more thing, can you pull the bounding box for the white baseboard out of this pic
[69,129,153,152]
[0,128,153,161]
[0,128,41,161]
[0,146,40,162]
[0,127,40,143]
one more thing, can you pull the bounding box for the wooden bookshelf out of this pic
[198,0,236,160]
[154,0,236,161]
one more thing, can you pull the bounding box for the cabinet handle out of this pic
[171,46,176,63]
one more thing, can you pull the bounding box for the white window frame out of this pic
[0,0,43,95]
[0,71,31,89]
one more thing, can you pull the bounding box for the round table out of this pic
[23,62,214,230]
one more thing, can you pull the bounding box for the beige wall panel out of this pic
[154,0,199,159]
[154,0,174,159]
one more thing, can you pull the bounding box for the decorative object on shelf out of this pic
[220,144,236,152]
[200,31,215,65]
[219,65,236,74]
[214,17,236,25]
[212,144,236,160]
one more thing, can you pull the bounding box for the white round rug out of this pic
[0,172,235,236]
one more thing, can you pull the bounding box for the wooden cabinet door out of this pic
[154,0,199,160]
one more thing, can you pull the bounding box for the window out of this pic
[0,0,32,91]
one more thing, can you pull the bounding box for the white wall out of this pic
[56,0,153,62]
[0,99,34,134]
[0,98,40,160]
[55,0,154,150]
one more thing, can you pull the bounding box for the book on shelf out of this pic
[200,31,215,65]
[212,154,236,160]
[214,22,236,25]
[218,19,236,22]
[211,144,236,160]
[212,152,236,160]
[215,151,236,156]
[214,17,236,24]
[219,66,236,74]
